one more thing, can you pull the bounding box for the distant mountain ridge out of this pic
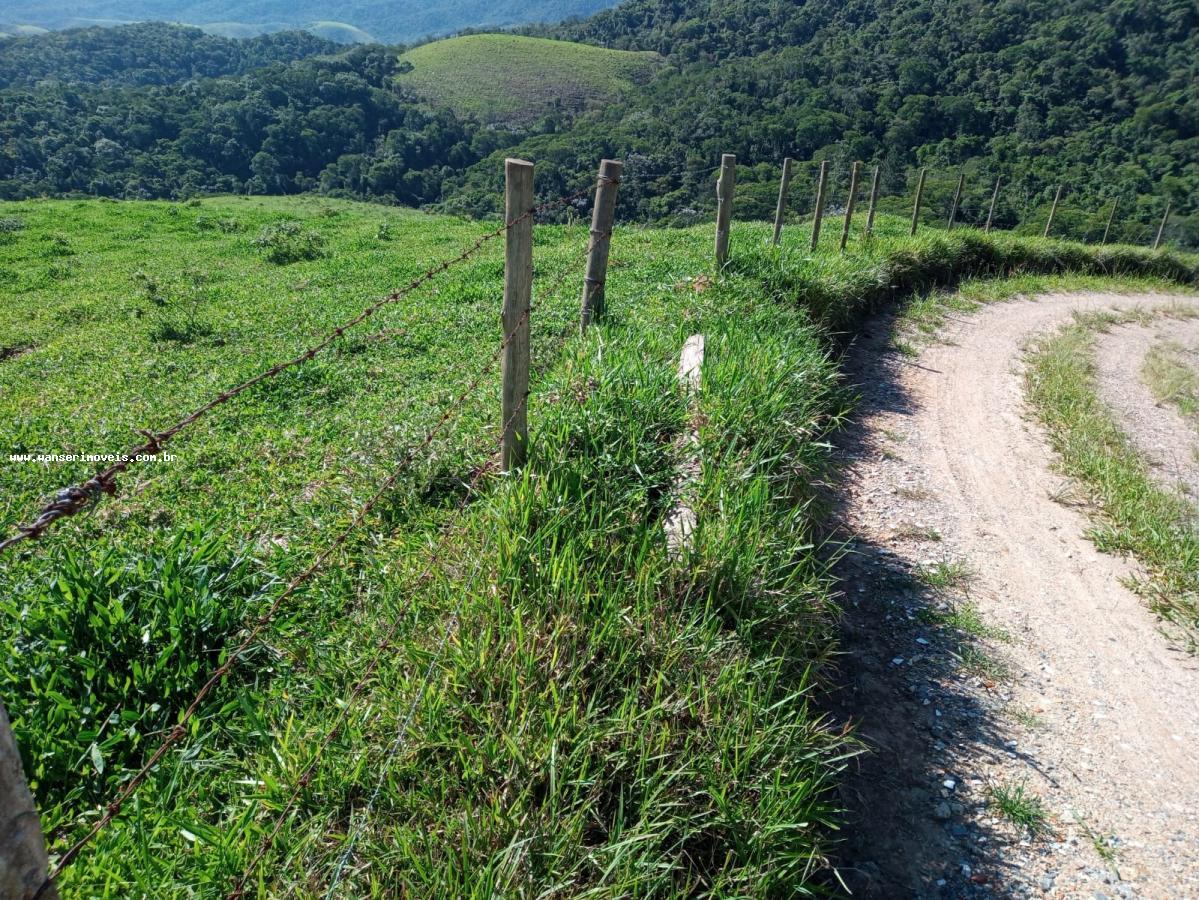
[0,0,621,44]
[0,23,339,87]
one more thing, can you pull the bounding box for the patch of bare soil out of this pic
[1094,317,1199,498]
[827,293,1199,900]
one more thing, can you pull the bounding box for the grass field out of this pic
[397,34,662,125]
[1,195,1197,894]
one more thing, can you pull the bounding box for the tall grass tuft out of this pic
[0,524,264,806]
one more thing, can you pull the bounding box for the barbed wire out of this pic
[32,209,609,900]
[225,230,601,900]
[33,310,528,898]
[620,163,722,182]
[0,185,599,559]
[18,148,1185,893]
[318,228,607,899]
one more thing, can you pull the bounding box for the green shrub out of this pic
[132,269,166,306]
[195,215,242,233]
[40,233,74,258]
[0,525,264,805]
[252,221,326,264]
[147,315,217,344]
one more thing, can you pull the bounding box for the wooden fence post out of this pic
[580,158,622,331]
[714,153,736,267]
[771,157,794,246]
[1,700,57,900]
[865,164,881,238]
[985,176,1001,233]
[947,172,964,230]
[810,159,829,251]
[502,158,533,472]
[1044,184,1063,238]
[1153,200,1171,250]
[1101,198,1119,246]
[910,167,926,236]
[839,160,860,252]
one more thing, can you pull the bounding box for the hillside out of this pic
[2,188,1197,894]
[493,0,1199,242]
[0,0,1193,245]
[0,46,478,206]
[0,194,852,895]
[0,23,338,88]
[398,34,661,126]
[0,0,621,44]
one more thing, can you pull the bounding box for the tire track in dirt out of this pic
[1095,317,1199,499]
[828,293,1199,900]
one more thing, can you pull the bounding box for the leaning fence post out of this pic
[985,176,1002,233]
[865,164,881,238]
[910,167,926,236]
[1,700,57,900]
[580,158,622,331]
[502,158,533,472]
[947,172,964,230]
[839,160,860,252]
[1044,184,1063,238]
[1101,198,1119,245]
[810,159,829,251]
[1153,200,1171,250]
[714,153,736,267]
[771,157,794,246]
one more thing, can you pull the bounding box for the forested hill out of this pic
[0,45,490,204]
[0,24,339,88]
[488,0,1197,232]
[0,0,1195,245]
[0,22,340,86]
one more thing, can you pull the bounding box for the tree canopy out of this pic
[0,23,338,88]
[1,1,1195,246]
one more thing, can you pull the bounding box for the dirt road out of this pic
[829,292,1199,899]
[1095,316,1199,498]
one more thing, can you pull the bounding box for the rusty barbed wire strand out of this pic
[33,303,531,898]
[224,424,508,900]
[1,185,602,559]
[32,212,612,900]
[227,231,602,900]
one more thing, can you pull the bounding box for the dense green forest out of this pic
[0,44,510,204]
[496,0,1198,240]
[0,23,338,88]
[1,0,1196,245]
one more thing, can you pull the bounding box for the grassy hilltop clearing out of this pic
[1,195,1198,893]
[398,34,662,126]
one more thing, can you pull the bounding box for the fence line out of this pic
[33,199,608,896]
[32,216,604,900]
[227,222,604,900]
[5,146,1187,896]
[0,187,593,559]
